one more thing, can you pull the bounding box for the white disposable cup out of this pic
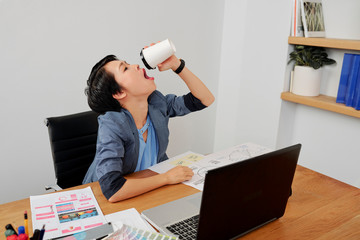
[140,39,176,70]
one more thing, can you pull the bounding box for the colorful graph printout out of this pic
[30,187,106,239]
[56,203,75,213]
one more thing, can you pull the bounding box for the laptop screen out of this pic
[196,144,301,240]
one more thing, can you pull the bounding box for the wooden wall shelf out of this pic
[281,92,360,119]
[288,37,360,51]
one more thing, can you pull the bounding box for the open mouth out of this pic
[143,68,154,80]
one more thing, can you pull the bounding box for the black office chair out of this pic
[45,111,99,190]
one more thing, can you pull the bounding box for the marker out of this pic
[6,234,18,240]
[18,226,25,235]
[24,211,29,239]
[4,229,15,237]
[17,226,28,240]
[31,229,40,240]
[5,224,17,236]
[38,225,45,240]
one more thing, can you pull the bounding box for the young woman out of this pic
[83,43,214,202]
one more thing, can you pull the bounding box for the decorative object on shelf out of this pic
[300,0,326,38]
[336,53,360,110]
[291,0,304,37]
[284,37,360,117]
[288,45,336,96]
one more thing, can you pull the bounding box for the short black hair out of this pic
[85,55,122,114]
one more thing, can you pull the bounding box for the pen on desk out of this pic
[38,225,45,240]
[24,211,29,238]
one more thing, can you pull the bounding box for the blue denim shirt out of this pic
[83,90,206,199]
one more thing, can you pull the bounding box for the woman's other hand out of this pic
[163,165,194,184]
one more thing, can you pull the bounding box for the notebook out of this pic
[141,144,301,240]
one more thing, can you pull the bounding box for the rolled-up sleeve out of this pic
[183,92,207,112]
[166,92,207,117]
[99,172,126,199]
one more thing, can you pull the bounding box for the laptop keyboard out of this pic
[166,215,199,240]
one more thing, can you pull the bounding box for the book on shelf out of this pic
[345,55,360,107]
[291,0,304,37]
[336,53,360,110]
[336,53,355,104]
[352,66,360,110]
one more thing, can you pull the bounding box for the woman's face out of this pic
[104,60,156,99]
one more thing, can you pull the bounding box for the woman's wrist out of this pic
[171,58,182,72]
[173,59,185,74]
[160,172,170,185]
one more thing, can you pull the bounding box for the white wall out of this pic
[277,0,360,187]
[0,0,224,204]
[216,0,360,188]
[214,0,292,151]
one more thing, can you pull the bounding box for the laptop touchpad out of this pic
[187,194,202,208]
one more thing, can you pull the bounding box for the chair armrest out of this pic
[45,184,62,191]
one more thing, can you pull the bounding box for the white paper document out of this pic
[150,143,272,191]
[105,208,154,232]
[30,186,107,240]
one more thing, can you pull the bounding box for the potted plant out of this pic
[288,45,336,96]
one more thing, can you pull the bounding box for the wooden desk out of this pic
[1,165,359,239]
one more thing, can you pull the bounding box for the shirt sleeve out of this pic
[165,92,207,117]
[95,115,127,199]
[183,92,207,112]
[99,171,127,200]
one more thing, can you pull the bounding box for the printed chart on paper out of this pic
[30,186,107,239]
[149,143,272,191]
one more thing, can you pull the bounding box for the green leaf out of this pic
[288,45,335,68]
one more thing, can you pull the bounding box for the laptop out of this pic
[142,144,301,240]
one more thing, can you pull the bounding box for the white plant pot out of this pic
[291,66,322,97]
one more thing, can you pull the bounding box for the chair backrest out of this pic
[45,111,99,189]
